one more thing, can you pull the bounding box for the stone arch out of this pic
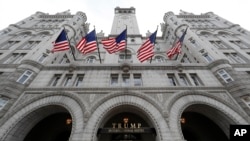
[167,91,248,140]
[153,55,167,63]
[90,91,163,114]
[197,30,214,35]
[125,47,136,54]
[0,92,86,141]
[36,30,53,35]
[83,94,170,141]
[216,30,234,35]
[15,30,34,36]
[84,55,99,63]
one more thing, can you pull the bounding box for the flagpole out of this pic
[63,27,77,61]
[94,26,102,64]
[150,26,158,63]
[124,25,128,61]
[175,26,188,61]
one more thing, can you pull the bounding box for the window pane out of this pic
[190,74,202,86]
[25,70,32,75]
[38,54,47,63]
[134,74,142,86]
[122,74,130,86]
[51,74,61,86]
[179,75,188,86]
[19,75,28,83]
[17,70,33,84]
[64,75,73,86]
[167,74,177,86]
[75,74,84,87]
[217,69,234,83]
[111,74,119,86]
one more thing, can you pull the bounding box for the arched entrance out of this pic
[168,93,249,141]
[82,94,170,141]
[181,111,228,141]
[24,112,72,141]
[180,104,231,141]
[0,94,86,141]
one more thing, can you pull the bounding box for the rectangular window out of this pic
[202,53,213,62]
[133,74,142,86]
[190,73,202,86]
[64,74,73,86]
[0,41,19,49]
[38,54,48,63]
[3,53,18,64]
[16,70,33,84]
[167,74,177,86]
[22,41,33,49]
[0,97,9,110]
[230,41,248,48]
[13,53,26,64]
[50,74,62,86]
[110,74,119,86]
[181,54,191,63]
[188,38,199,48]
[122,74,130,86]
[217,69,234,83]
[75,74,84,87]
[231,53,246,63]
[59,54,70,64]
[224,53,237,63]
[210,41,228,49]
[3,53,26,64]
[224,53,245,64]
[179,74,189,86]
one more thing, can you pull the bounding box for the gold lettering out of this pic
[137,123,141,128]
[118,123,122,128]
[124,123,128,128]
[111,122,142,129]
[130,123,136,128]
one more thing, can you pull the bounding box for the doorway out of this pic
[181,105,229,141]
[24,112,72,141]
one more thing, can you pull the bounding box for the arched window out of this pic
[86,56,96,63]
[119,49,132,61]
[17,32,31,39]
[155,56,165,63]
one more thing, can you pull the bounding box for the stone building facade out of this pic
[0,7,250,141]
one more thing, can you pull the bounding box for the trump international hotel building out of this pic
[0,7,250,141]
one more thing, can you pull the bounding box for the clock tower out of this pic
[111,7,140,35]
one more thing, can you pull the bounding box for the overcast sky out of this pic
[0,0,249,36]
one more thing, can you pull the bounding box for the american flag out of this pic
[52,29,70,52]
[76,29,97,54]
[137,30,157,62]
[101,29,127,54]
[167,27,188,59]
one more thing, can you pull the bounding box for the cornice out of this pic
[19,60,44,70]
[39,15,74,19]
[177,15,210,19]
[25,86,226,93]
[207,59,231,69]
[43,63,209,71]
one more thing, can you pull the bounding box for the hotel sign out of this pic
[97,117,156,135]
[112,117,141,129]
